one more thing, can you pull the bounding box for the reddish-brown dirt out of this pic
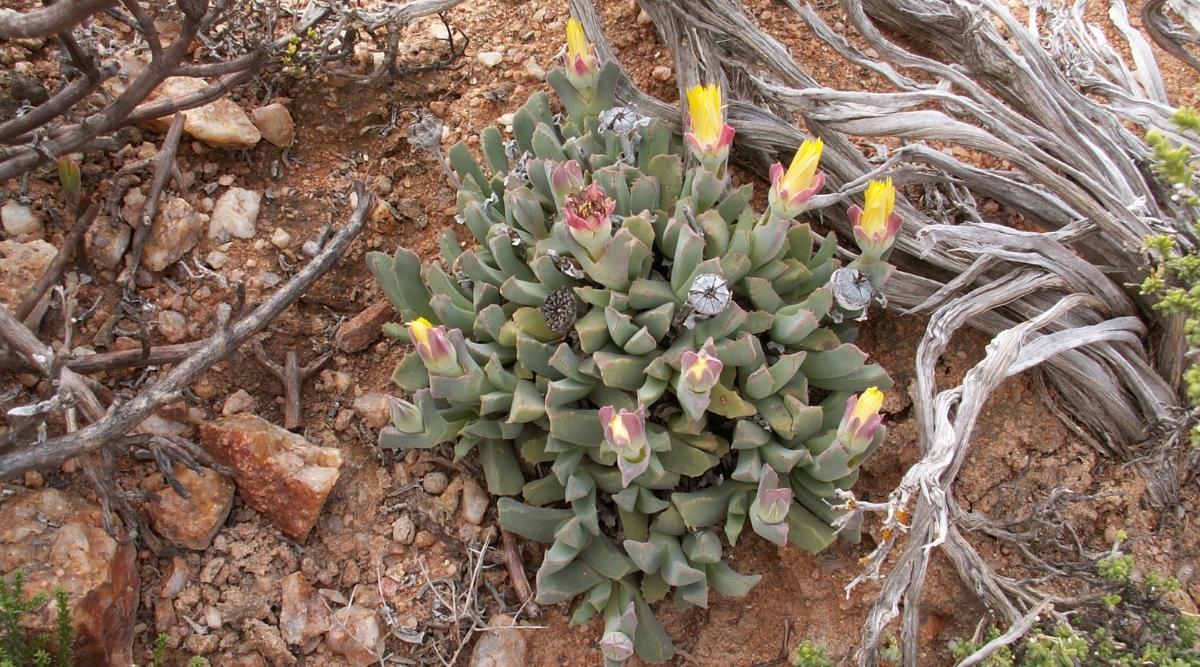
[2,0,1199,665]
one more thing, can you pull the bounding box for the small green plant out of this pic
[147,633,168,667]
[186,657,210,667]
[278,27,321,77]
[790,640,834,667]
[1143,106,1200,446]
[1146,106,1200,207]
[947,533,1199,666]
[0,570,72,667]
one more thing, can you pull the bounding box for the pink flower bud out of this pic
[599,405,650,488]
[752,467,792,525]
[681,338,723,394]
[550,159,585,203]
[837,387,884,446]
[407,317,462,377]
[599,632,634,662]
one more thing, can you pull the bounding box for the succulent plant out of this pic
[368,18,902,664]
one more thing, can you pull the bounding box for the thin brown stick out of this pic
[0,182,372,480]
[14,202,99,322]
[0,0,116,39]
[253,343,331,431]
[500,529,539,618]
[121,112,185,286]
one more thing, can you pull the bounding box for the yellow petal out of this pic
[687,84,723,146]
[852,387,884,422]
[567,18,588,60]
[782,138,823,193]
[860,178,895,237]
[408,316,432,346]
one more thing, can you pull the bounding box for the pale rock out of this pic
[222,389,256,416]
[652,65,673,81]
[205,249,229,269]
[156,309,188,343]
[391,515,415,545]
[326,606,382,667]
[199,415,343,540]
[144,197,208,272]
[0,489,139,666]
[525,60,546,80]
[279,572,330,645]
[423,472,449,495]
[0,239,55,322]
[85,217,131,269]
[461,478,489,525]
[270,227,292,249]
[209,187,261,240]
[352,393,391,429]
[250,104,295,148]
[468,614,526,667]
[120,187,146,225]
[477,51,503,68]
[1,200,41,237]
[139,76,261,148]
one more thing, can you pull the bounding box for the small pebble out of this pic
[270,228,292,249]
[651,65,673,81]
[392,515,415,545]
[422,472,449,495]
[477,51,503,68]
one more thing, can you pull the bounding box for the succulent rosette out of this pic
[368,17,899,665]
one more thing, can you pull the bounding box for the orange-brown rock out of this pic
[0,488,139,666]
[147,465,234,550]
[199,415,342,540]
[333,300,393,353]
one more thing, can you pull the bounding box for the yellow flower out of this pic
[564,18,599,93]
[408,316,434,347]
[851,387,884,423]
[780,139,823,194]
[859,178,896,239]
[684,84,735,175]
[851,178,902,259]
[407,317,461,377]
[566,18,588,61]
[686,84,724,147]
[768,138,825,218]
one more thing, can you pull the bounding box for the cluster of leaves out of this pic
[278,27,322,77]
[369,18,902,665]
[949,532,1200,666]
[0,571,71,667]
[134,633,208,667]
[790,640,835,667]
[1146,106,1200,207]
[1142,107,1200,446]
